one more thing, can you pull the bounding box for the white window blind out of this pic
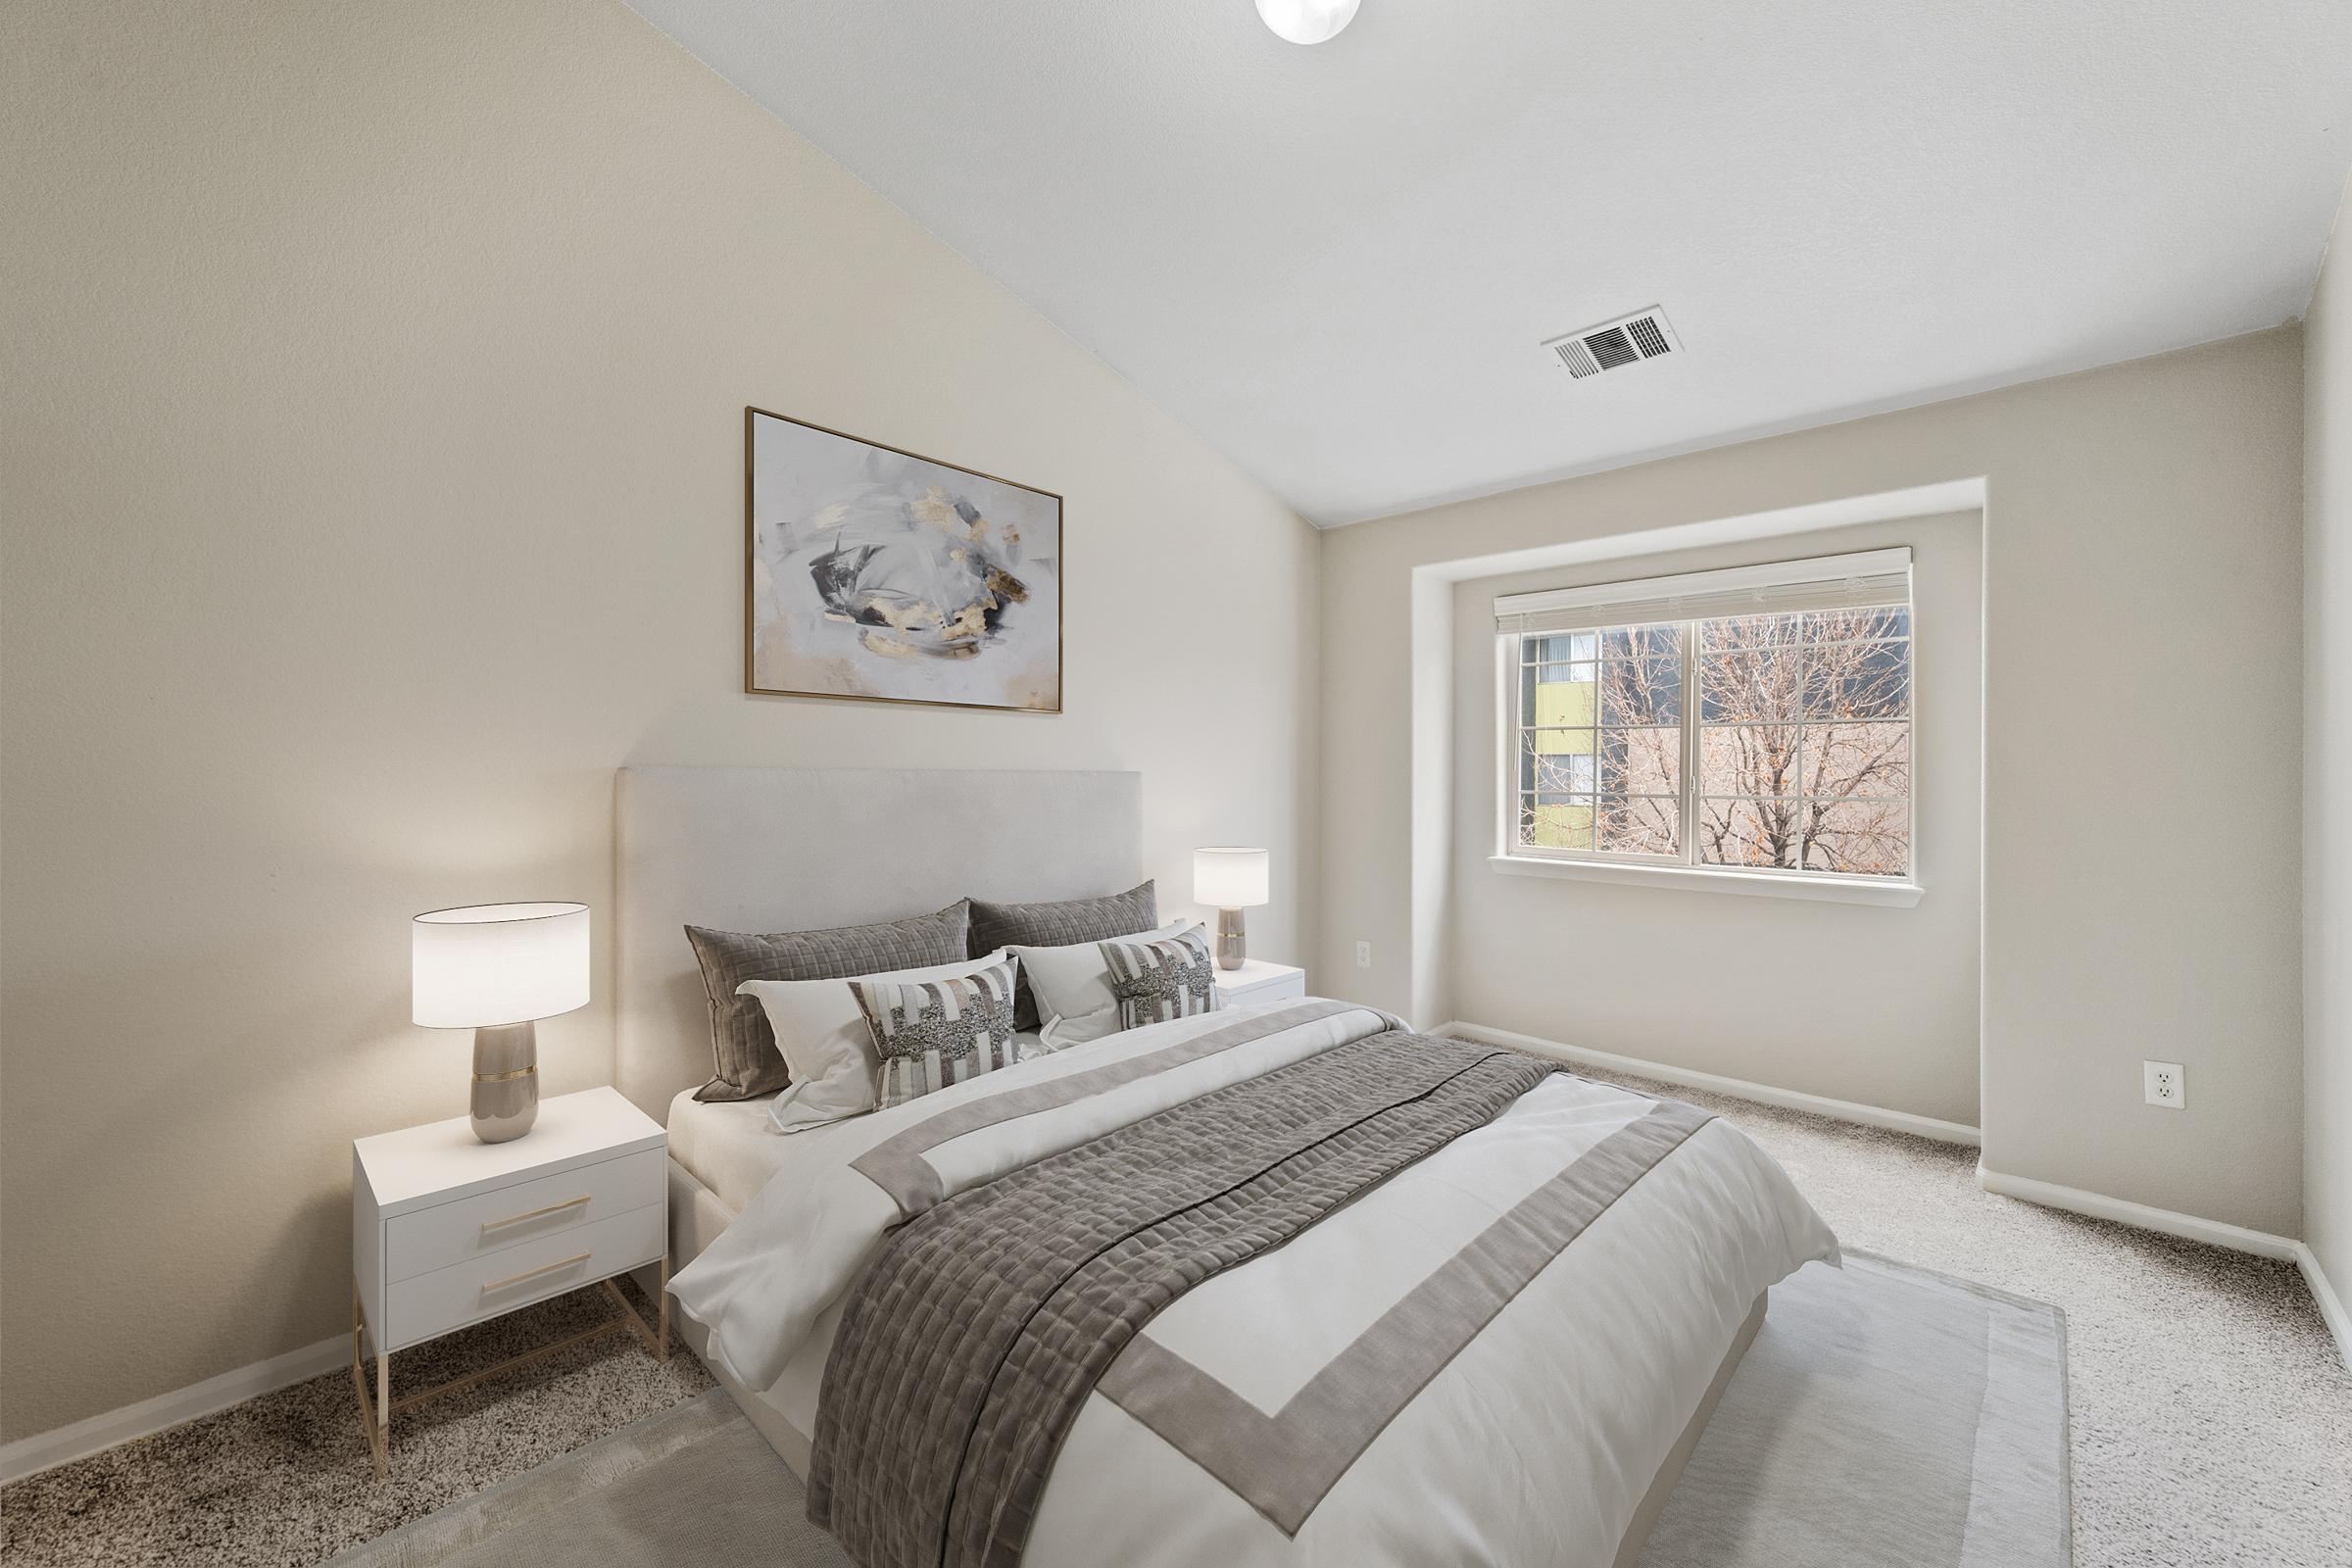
[1494,548,1912,637]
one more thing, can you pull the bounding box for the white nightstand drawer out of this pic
[384,1202,664,1351]
[384,1148,666,1283]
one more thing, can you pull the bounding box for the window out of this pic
[1498,550,1914,889]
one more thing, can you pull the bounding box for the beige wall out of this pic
[0,0,1320,1441]
[1448,513,1983,1126]
[1321,329,2305,1235]
[2308,177,2352,1311]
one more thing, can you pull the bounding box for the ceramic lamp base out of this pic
[1215,907,1248,971]
[470,1020,539,1144]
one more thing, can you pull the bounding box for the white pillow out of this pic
[740,948,1012,1134]
[1013,921,1198,1051]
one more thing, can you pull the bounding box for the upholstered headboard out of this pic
[613,766,1144,1118]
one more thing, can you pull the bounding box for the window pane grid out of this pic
[1510,596,1912,882]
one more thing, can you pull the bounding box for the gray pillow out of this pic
[967,881,1156,1030]
[685,901,971,1102]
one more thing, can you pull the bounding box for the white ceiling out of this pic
[627,1,2352,525]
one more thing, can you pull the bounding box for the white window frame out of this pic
[1490,549,1923,908]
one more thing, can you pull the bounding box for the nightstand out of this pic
[1216,957,1308,1007]
[351,1086,667,1476]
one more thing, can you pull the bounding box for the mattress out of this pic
[665,1090,787,1214]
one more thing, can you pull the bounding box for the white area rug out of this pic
[328,1252,2068,1568]
[1640,1251,2069,1566]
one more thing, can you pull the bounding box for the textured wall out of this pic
[0,0,1318,1440]
[1320,329,2304,1235]
[2307,176,2351,1317]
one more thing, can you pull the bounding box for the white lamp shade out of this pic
[1194,848,1271,909]
[1255,0,1359,45]
[413,903,590,1028]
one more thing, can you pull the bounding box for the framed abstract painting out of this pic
[744,407,1063,712]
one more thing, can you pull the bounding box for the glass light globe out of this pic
[1255,0,1360,45]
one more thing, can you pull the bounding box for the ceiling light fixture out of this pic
[1255,0,1359,45]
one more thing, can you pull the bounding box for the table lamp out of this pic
[412,902,590,1143]
[1193,848,1270,972]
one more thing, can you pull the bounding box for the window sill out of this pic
[1487,855,1924,907]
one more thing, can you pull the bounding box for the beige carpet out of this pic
[0,1278,713,1568]
[4,1073,2344,1567]
[323,1252,2070,1568]
[1569,1063,2351,1568]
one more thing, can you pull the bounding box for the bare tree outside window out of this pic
[1697,608,1910,875]
[1513,604,1911,880]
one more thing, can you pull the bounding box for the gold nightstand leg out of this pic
[351,1279,388,1480]
[351,1260,668,1481]
[602,1258,670,1363]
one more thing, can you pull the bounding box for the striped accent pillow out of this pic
[853,956,1026,1110]
[1101,926,1222,1031]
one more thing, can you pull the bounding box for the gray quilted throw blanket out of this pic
[805,1031,1561,1568]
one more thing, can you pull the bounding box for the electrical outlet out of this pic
[2143,1060,2185,1109]
[1354,940,1372,968]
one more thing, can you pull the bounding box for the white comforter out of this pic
[669,1003,1838,1567]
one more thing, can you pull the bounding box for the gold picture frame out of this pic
[743,407,1064,712]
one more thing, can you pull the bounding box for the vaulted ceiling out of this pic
[628,0,2352,524]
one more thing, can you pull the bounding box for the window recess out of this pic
[1494,549,1916,893]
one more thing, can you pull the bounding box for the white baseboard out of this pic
[2300,1247,2352,1374]
[1439,1020,1983,1147]
[1972,1164,2300,1258]
[0,1332,348,1486]
[1976,1164,2352,1371]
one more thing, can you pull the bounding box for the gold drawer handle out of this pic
[480,1196,590,1233]
[481,1252,590,1295]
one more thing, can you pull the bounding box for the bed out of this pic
[615,766,1837,1568]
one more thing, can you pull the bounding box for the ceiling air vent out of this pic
[1544,307,1681,380]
